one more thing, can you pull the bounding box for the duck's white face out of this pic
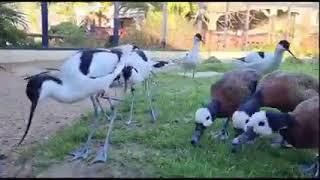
[195,108,213,127]
[232,111,250,130]
[245,111,273,136]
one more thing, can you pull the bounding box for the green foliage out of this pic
[167,2,198,16]
[0,2,30,47]
[49,22,86,47]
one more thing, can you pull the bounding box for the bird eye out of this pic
[258,121,265,126]
[206,116,210,120]
[245,119,249,124]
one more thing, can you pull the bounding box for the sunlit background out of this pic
[1,2,319,58]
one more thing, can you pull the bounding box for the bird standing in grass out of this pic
[233,96,319,177]
[18,44,135,164]
[191,68,261,145]
[233,40,298,75]
[114,46,169,125]
[232,71,319,150]
[180,33,204,78]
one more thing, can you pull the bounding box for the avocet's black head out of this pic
[277,40,298,60]
[17,73,62,146]
[132,45,139,50]
[194,33,205,44]
[278,40,290,50]
[121,66,138,93]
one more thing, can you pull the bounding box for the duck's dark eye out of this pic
[206,116,210,120]
[245,119,249,124]
[258,121,265,126]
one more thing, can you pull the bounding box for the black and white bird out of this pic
[114,46,169,125]
[233,40,298,75]
[0,65,6,71]
[173,33,204,78]
[18,44,135,163]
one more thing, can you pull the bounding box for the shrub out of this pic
[0,2,30,48]
[49,22,86,47]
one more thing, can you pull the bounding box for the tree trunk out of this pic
[291,14,296,40]
[197,2,204,33]
[161,2,168,48]
[285,5,291,40]
[113,1,120,46]
[244,4,250,50]
[223,2,229,49]
[41,2,49,48]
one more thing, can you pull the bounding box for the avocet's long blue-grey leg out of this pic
[126,87,136,125]
[192,68,195,78]
[95,95,111,121]
[213,118,230,140]
[146,79,157,123]
[91,107,117,164]
[70,95,99,161]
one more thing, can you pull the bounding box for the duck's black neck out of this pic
[266,111,294,131]
[239,90,263,116]
[206,100,220,120]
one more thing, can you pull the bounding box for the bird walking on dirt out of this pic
[18,44,135,164]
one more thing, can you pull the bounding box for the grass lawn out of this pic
[20,60,319,177]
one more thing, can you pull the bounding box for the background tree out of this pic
[0,2,29,47]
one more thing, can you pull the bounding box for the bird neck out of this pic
[266,111,294,132]
[191,41,200,55]
[239,90,263,116]
[206,100,220,120]
[273,48,284,63]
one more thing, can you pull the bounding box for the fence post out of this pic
[41,2,49,48]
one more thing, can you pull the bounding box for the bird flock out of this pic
[12,33,319,177]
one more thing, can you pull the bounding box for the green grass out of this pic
[20,61,319,177]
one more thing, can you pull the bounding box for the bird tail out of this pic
[234,57,246,62]
[152,60,169,68]
[0,65,6,71]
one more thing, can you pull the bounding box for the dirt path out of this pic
[0,61,124,177]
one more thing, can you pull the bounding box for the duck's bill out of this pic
[231,126,259,152]
[201,40,205,44]
[287,49,298,60]
[191,123,206,146]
